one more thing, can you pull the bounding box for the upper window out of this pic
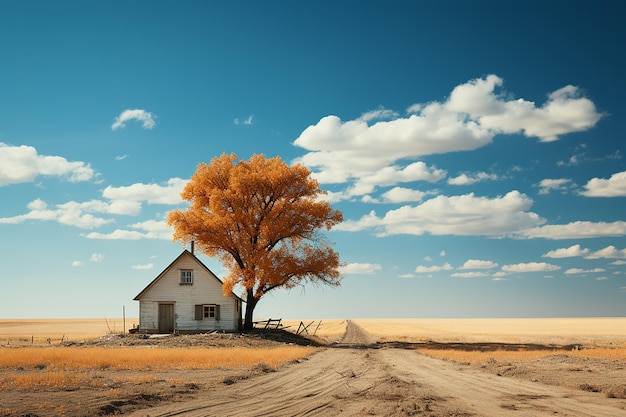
[180,269,193,284]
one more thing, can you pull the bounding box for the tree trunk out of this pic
[243,292,258,331]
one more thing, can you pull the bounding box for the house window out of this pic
[195,304,220,320]
[180,270,193,284]
[204,305,216,319]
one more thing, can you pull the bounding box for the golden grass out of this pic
[0,345,316,371]
[0,318,136,345]
[354,318,626,347]
[418,346,626,365]
[0,345,316,390]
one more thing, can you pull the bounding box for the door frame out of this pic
[158,302,175,333]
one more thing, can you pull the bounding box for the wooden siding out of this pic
[136,252,241,332]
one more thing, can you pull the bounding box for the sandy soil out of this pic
[2,322,625,417]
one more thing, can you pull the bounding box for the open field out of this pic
[1,317,625,416]
[0,318,137,345]
[353,317,626,347]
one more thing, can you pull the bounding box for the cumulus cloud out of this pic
[415,263,453,273]
[580,170,626,197]
[293,75,602,189]
[132,263,154,270]
[564,268,605,275]
[451,271,489,278]
[0,176,186,229]
[446,77,602,142]
[359,108,399,122]
[0,198,115,228]
[543,244,590,258]
[537,178,573,195]
[0,142,94,186]
[111,109,155,130]
[102,178,187,205]
[84,229,157,240]
[72,261,83,267]
[339,263,383,275]
[500,262,561,273]
[364,187,426,204]
[447,172,500,186]
[336,190,544,237]
[460,259,498,269]
[586,245,626,259]
[519,221,626,239]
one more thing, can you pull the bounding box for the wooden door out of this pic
[158,303,175,333]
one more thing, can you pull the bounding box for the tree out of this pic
[167,153,343,330]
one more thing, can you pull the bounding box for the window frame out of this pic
[195,304,220,321]
[180,269,193,285]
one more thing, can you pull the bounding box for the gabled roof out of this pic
[133,249,243,301]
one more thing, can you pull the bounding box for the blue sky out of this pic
[1,1,625,319]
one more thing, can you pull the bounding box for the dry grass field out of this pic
[353,317,626,346]
[1,317,625,416]
[0,318,136,345]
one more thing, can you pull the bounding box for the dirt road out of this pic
[128,321,625,417]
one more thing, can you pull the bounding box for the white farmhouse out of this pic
[134,249,243,333]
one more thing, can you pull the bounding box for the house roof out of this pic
[133,249,243,301]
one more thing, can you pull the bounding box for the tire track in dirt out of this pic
[128,320,626,417]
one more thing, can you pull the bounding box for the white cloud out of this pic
[359,108,399,122]
[84,229,171,240]
[460,259,498,269]
[234,115,255,125]
[447,172,500,186]
[451,271,489,278]
[132,263,154,270]
[102,178,187,205]
[72,261,82,267]
[542,244,590,258]
[294,75,602,189]
[374,187,426,204]
[0,198,115,228]
[611,260,626,265]
[90,253,105,262]
[557,155,580,167]
[537,178,572,195]
[115,155,129,161]
[580,170,626,197]
[564,268,605,275]
[340,263,383,275]
[111,109,155,130]
[501,262,561,273]
[336,190,544,237]
[439,250,446,257]
[398,273,416,279]
[519,221,626,239]
[586,245,626,259]
[415,263,453,273]
[130,219,171,233]
[323,162,445,202]
[0,142,94,186]
[447,78,602,142]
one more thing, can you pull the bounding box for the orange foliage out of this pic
[168,154,343,328]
